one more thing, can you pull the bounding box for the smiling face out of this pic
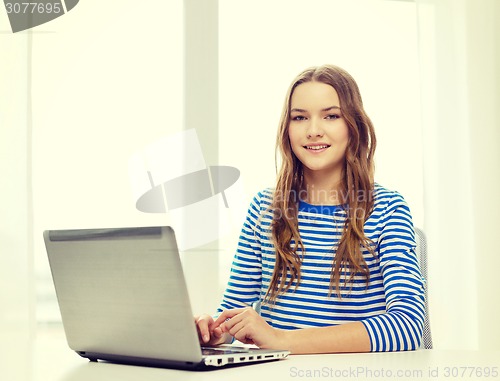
[288,81,349,184]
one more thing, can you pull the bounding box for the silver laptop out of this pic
[43,226,289,370]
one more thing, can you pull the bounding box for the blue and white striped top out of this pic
[216,184,425,351]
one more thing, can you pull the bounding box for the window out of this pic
[32,0,184,325]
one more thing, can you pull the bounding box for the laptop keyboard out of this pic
[201,346,251,356]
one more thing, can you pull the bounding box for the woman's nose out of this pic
[307,118,324,138]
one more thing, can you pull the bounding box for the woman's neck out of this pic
[302,171,344,205]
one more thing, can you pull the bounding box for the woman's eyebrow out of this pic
[321,106,341,112]
[290,106,341,113]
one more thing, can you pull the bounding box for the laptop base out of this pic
[77,350,284,371]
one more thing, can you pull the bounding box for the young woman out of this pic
[196,65,425,354]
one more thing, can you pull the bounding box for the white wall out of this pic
[417,0,500,350]
[0,29,32,337]
[466,0,500,351]
[0,24,34,379]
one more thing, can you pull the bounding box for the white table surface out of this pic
[3,327,500,381]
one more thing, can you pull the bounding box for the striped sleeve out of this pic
[361,193,426,351]
[216,192,264,314]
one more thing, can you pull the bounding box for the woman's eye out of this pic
[325,114,340,120]
[291,115,306,121]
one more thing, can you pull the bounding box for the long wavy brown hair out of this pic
[267,65,377,303]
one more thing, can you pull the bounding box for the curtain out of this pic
[416,0,500,350]
[0,31,35,380]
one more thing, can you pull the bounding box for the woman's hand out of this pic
[212,307,287,349]
[194,314,228,346]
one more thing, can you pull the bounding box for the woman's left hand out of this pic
[212,307,287,349]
